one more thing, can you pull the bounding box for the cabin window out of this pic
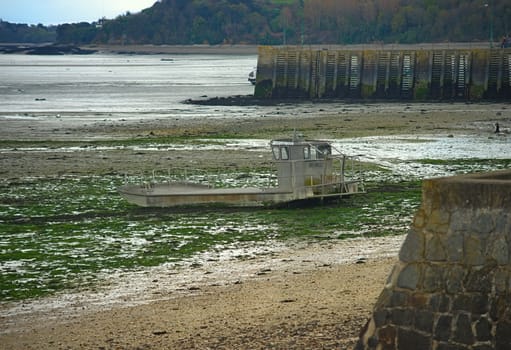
[303,146,310,159]
[317,145,331,159]
[272,146,280,160]
[281,146,289,160]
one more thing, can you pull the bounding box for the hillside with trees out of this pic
[0,21,56,43]
[2,0,510,46]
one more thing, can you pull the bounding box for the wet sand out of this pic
[1,101,510,349]
[1,237,402,349]
[1,259,395,349]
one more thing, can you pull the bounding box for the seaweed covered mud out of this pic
[1,52,510,349]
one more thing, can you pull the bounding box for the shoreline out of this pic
[89,44,259,55]
[0,42,497,56]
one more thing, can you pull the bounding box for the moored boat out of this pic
[118,134,364,207]
[248,68,256,85]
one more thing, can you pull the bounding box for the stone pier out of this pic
[356,170,511,350]
[254,46,511,101]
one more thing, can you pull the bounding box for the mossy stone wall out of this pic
[356,170,511,350]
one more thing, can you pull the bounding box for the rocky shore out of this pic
[0,43,96,55]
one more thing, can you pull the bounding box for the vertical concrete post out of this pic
[415,50,431,100]
[335,51,350,97]
[318,49,328,98]
[254,46,276,98]
[298,49,311,97]
[361,50,378,98]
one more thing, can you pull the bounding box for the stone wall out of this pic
[356,170,511,350]
[254,46,511,101]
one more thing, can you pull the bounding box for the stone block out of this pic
[390,291,410,308]
[453,312,475,345]
[433,314,452,342]
[425,208,450,233]
[474,316,492,342]
[452,294,471,312]
[495,210,511,235]
[486,235,509,265]
[425,235,447,261]
[489,295,511,321]
[468,294,489,316]
[373,308,390,328]
[446,233,463,262]
[493,268,510,295]
[423,264,445,292]
[429,293,451,313]
[464,236,486,266]
[391,308,414,327]
[471,211,495,236]
[415,309,434,333]
[397,328,431,350]
[410,292,429,309]
[413,209,426,228]
[397,264,420,290]
[496,320,511,349]
[399,229,424,263]
[451,293,488,315]
[449,210,471,233]
[375,287,393,309]
[445,264,465,294]
[465,265,495,293]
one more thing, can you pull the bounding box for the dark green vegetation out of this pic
[0,21,56,43]
[2,0,509,45]
[0,169,420,301]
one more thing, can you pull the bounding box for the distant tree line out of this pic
[0,21,56,43]
[2,0,510,46]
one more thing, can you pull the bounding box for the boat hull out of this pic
[118,183,315,208]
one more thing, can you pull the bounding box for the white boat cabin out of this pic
[270,135,352,195]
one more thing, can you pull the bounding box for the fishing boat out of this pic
[118,134,364,207]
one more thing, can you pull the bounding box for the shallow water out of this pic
[0,53,257,118]
[334,134,511,179]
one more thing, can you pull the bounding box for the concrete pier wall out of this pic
[254,46,511,101]
[356,170,511,349]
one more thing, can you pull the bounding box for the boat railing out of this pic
[273,153,364,195]
[124,166,279,189]
[331,154,365,186]
[122,152,364,194]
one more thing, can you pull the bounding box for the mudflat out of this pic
[1,98,509,349]
[1,102,508,178]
